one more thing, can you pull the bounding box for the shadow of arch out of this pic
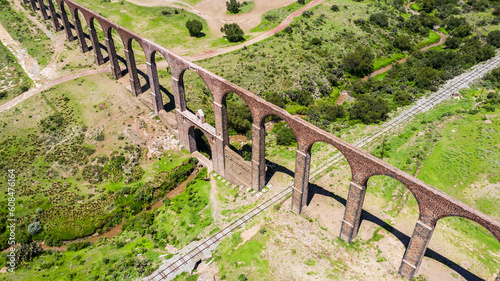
[430,216,500,280]
[304,141,352,206]
[181,69,215,126]
[308,182,484,280]
[187,125,215,160]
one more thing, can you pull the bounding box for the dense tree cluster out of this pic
[348,95,390,124]
[272,122,296,146]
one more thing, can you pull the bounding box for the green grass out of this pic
[416,30,441,48]
[152,173,214,248]
[74,0,216,55]
[213,229,271,280]
[410,3,421,11]
[373,53,406,70]
[250,0,312,32]
[227,1,255,14]
[0,0,52,66]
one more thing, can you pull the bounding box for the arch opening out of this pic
[90,18,109,63]
[127,38,149,94]
[187,125,214,160]
[151,51,175,112]
[108,27,127,77]
[59,1,75,39]
[223,92,253,158]
[182,69,214,126]
[260,115,297,188]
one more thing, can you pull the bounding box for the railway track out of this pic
[146,53,500,281]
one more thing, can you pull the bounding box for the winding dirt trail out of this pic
[363,4,447,80]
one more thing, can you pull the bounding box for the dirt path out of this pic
[405,1,419,15]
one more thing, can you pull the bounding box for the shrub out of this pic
[221,23,245,42]
[369,13,389,27]
[27,222,42,235]
[487,30,500,48]
[67,241,92,251]
[331,5,339,11]
[185,19,203,37]
[45,235,62,247]
[297,0,306,4]
[16,242,43,263]
[393,35,414,51]
[273,122,296,146]
[445,36,462,49]
[348,95,390,124]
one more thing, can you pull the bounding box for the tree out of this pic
[264,92,285,108]
[445,36,462,49]
[221,23,245,42]
[393,0,404,8]
[226,0,241,13]
[394,90,413,106]
[331,5,339,11]
[343,45,374,77]
[297,0,306,4]
[185,19,203,37]
[369,13,389,27]
[348,95,390,124]
[27,222,42,235]
[487,30,500,48]
[272,122,296,146]
[421,0,435,13]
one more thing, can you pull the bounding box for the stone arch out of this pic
[83,16,105,65]
[144,49,175,114]
[220,90,254,142]
[71,8,91,53]
[105,26,128,78]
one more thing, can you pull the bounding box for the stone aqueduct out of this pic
[18,0,500,279]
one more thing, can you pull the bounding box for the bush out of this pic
[67,241,92,251]
[27,222,42,235]
[393,34,414,51]
[487,30,500,48]
[221,23,245,42]
[16,242,43,263]
[369,13,389,27]
[185,19,203,37]
[45,235,62,247]
[331,5,339,11]
[297,0,306,4]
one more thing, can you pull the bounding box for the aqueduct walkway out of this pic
[17,0,500,279]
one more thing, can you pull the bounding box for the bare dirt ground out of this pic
[125,0,297,33]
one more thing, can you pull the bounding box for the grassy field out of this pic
[0,41,32,103]
[1,233,162,280]
[74,0,229,55]
[0,0,53,66]
[250,0,312,32]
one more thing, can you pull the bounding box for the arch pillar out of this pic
[213,99,226,177]
[339,180,367,243]
[124,43,141,96]
[87,20,103,65]
[172,75,187,111]
[146,57,163,115]
[29,0,37,12]
[105,34,121,79]
[22,0,28,5]
[291,148,311,214]
[37,0,49,20]
[47,0,61,31]
[73,11,89,53]
[398,217,435,280]
[59,4,75,41]
[251,122,265,191]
